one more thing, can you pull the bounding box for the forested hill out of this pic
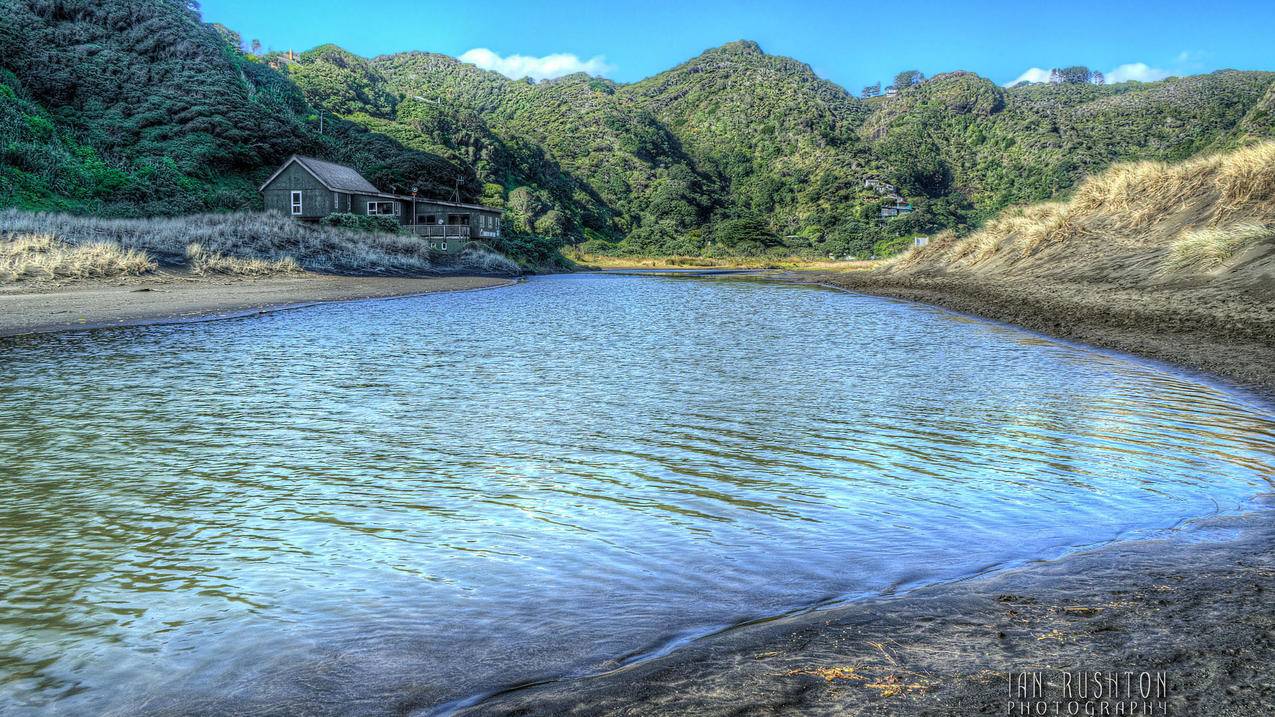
[4,0,1275,258]
[0,0,474,216]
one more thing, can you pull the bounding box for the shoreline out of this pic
[0,273,517,338]
[450,500,1275,716]
[444,270,1275,715]
[7,268,1273,714]
[788,271,1275,398]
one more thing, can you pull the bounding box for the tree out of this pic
[1092,71,1105,85]
[862,82,881,98]
[893,70,925,90]
[1050,66,1093,85]
[250,39,262,55]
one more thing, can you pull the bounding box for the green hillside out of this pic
[0,0,472,216]
[3,0,1275,260]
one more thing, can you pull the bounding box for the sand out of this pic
[0,272,516,337]
[453,503,1275,716]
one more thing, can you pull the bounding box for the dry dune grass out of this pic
[0,233,156,281]
[185,243,301,277]
[0,210,520,284]
[891,141,1275,284]
[1166,223,1274,273]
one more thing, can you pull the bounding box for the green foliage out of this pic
[320,212,402,234]
[1050,66,1095,85]
[4,8,1275,263]
[872,235,915,258]
[0,0,470,216]
[893,70,925,90]
[710,217,782,255]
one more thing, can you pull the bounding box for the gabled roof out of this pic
[258,155,380,194]
[259,155,504,213]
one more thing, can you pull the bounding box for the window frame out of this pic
[291,191,303,215]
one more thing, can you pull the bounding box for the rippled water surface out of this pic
[2,274,1273,715]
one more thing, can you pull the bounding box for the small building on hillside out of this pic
[879,201,914,219]
[258,155,503,252]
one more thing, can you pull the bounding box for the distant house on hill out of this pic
[864,178,913,219]
[258,156,503,252]
[879,201,914,218]
[864,178,897,194]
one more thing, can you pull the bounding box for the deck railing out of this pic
[408,224,471,238]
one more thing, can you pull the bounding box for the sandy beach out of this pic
[456,501,1275,716]
[0,273,516,338]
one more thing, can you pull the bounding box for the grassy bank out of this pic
[885,141,1275,285]
[0,210,521,283]
[805,142,1275,392]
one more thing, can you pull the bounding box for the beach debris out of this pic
[784,665,867,682]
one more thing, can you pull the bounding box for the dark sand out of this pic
[0,273,515,337]
[445,504,1275,717]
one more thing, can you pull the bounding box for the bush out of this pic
[320,212,403,234]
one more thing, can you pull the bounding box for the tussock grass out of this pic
[0,210,520,283]
[185,243,301,277]
[0,233,156,281]
[1166,222,1273,273]
[892,141,1275,281]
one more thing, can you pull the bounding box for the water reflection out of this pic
[0,274,1272,715]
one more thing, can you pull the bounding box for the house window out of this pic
[291,191,303,215]
[368,201,395,215]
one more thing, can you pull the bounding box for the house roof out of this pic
[293,156,380,193]
[258,155,380,194]
[411,198,504,213]
[259,155,503,213]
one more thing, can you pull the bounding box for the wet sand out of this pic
[452,503,1275,716]
[0,273,516,337]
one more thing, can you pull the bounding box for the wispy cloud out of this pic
[1007,67,1053,86]
[458,48,615,81]
[1006,55,1195,86]
[1105,62,1171,83]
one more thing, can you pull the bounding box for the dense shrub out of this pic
[320,212,403,234]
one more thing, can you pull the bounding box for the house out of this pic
[258,156,503,253]
[878,200,914,219]
[864,179,898,195]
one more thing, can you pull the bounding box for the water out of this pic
[1,274,1272,715]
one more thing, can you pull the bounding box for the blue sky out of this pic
[200,0,1275,89]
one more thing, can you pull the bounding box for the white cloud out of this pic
[1006,67,1053,86]
[1105,62,1171,83]
[1006,61,1177,87]
[458,48,615,81]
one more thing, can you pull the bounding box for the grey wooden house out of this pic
[259,156,504,252]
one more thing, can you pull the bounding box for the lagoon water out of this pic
[2,274,1273,715]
